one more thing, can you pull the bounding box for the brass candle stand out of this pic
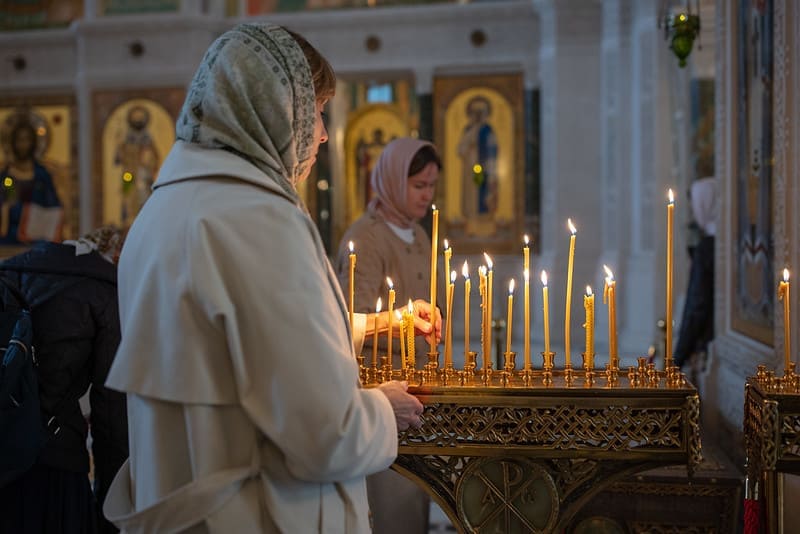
[500,351,516,386]
[744,364,800,534]
[541,351,555,386]
[581,352,595,387]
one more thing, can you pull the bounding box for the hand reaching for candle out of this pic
[410,299,442,345]
[377,380,424,431]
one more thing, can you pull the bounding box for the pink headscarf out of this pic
[367,137,435,228]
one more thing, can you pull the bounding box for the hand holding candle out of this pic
[506,279,515,355]
[779,268,791,370]
[584,286,595,358]
[565,219,577,367]
[541,271,550,355]
[386,277,395,362]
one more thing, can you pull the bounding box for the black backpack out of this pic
[0,276,53,487]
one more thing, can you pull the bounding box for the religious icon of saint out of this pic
[457,95,498,219]
[115,105,160,226]
[0,111,62,244]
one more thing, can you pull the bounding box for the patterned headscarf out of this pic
[175,23,317,202]
[367,137,434,228]
[64,225,124,264]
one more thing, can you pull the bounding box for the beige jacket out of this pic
[104,142,397,533]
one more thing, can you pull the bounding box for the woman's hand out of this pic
[376,381,423,431]
[410,299,442,346]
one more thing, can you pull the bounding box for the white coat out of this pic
[104,142,397,533]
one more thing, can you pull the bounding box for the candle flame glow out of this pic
[668,188,674,204]
[407,299,414,313]
[386,277,394,289]
[395,309,403,320]
[524,268,530,283]
[462,260,469,279]
[784,268,790,282]
[451,270,457,284]
[432,204,437,211]
[483,253,493,270]
[540,270,548,286]
[568,218,577,235]
[586,285,592,296]
[479,265,487,277]
[524,234,529,246]
[348,241,354,253]
[508,278,515,294]
[603,264,614,281]
[444,239,449,250]
[375,297,382,313]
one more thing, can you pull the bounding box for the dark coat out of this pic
[0,242,127,530]
[674,235,715,367]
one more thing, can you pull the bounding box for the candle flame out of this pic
[603,264,614,281]
[668,188,674,204]
[432,204,437,211]
[568,218,577,235]
[483,253,493,270]
[540,270,548,286]
[375,297,382,313]
[479,265,487,277]
[586,285,592,296]
[524,234,529,246]
[451,270,457,284]
[395,309,403,320]
[508,278,515,294]
[462,260,469,279]
[348,240,354,253]
[524,268,529,283]
[784,268,790,282]
[386,277,394,289]
[444,239,449,250]
[407,299,414,313]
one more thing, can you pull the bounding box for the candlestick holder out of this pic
[479,364,493,386]
[460,351,477,386]
[424,351,440,383]
[604,363,619,386]
[380,356,392,383]
[368,364,380,385]
[581,352,595,371]
[564,363,575,386]
[501,351,516,386]
[583,370,595,387]
[646,362,658,388]
[785,361,797,379]
[520,368,535,386]
[636,357,648,384]
[627,366,639,388]
[541,351,555,386]
[357,355,367,384]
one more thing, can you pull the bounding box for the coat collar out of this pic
[154,141,296,204]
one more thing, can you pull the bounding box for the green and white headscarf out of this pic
[176,23,317,202]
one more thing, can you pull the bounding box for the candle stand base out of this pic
[441,364,456,386]
[541,351,555,386]
[519,368,534,387]
[479,366,493,386]
[583,370,595,387]
[501,351,517,385]
[368,365,380,385]
[424,351,440,383]
[604,364,619,386]
[627,366,639,388]
[563,364,574,386]
[357,356,367,384]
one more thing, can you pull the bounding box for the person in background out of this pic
[674,177,717,370]
[0,225,128,534]
[103,23,437,533]
[335,137,444,534]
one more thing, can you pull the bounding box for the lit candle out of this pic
[444,239,452,293]
[565,219,577,367]
[405,300,416,369]
[506,279,515,355]
[430,205,439,352]
[386,277,395,362]
[463,262,471,359]
[484,253,494,370]
[372,297,382,368]
[666,189,675,367]
[396,310,406,371]
[348,241,356,334]
[603,265,617,367]
[523,234,530,275]
[584,286,595,358]
[445,270,456,367]
[541,270,550,355]
[779,268,791,370]
[524,268,531,370]
[479,265,488,370]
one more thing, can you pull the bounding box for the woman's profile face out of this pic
[297,99,329,183]
[405,162,438,221]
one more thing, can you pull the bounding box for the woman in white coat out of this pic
[103,23,436,533]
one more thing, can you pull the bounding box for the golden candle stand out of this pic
[744,363,800,534]
[362,357,701,533]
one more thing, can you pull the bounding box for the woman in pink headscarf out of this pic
[334,137,443,534]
